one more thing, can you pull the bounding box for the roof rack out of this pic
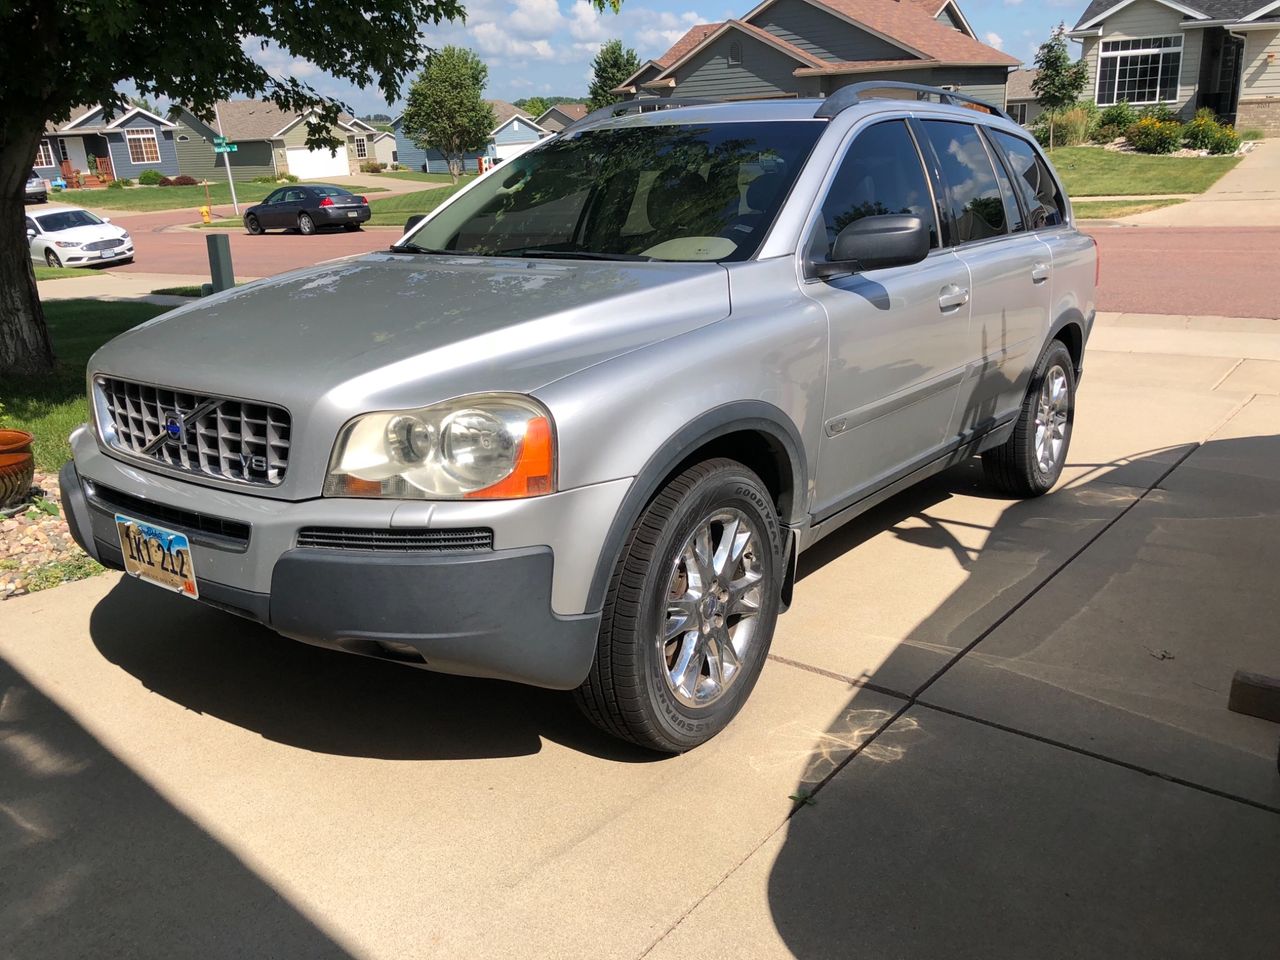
[559,97,719,135]
[814,81,1012,123]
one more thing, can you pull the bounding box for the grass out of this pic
[52,180,386,212]
[1072,198,1186,219]
[1046,146,1240,196]
[366,183,471,226]
[1240,129,1265,142]
[34,265,93,281]
[1,300,168,471]
[24,554,106,592]
[150,282,249,297]
[374,171,464,184]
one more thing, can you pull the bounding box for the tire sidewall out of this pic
[299,214,314,235]
[634,467,785,749]
[245,214,261,235]
[1025,341,1076,491]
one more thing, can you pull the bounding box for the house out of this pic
[168,101,383,181]
[1006,68,1043,125]
[392,100,550,174]
[535,102,589,132]
[35,104,181,185]
[613,0,1019,107]
[371,131,398,166]
[1068,0,1280,132]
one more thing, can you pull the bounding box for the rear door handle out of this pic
[938,284,969,311]
[1031,262,1051,284]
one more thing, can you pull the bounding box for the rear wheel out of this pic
[575,459,784,753]
[244,214,263,235]
[982,339,1075,497]
[45,249,61,268]
[343,222,361,231]
[298,213,316,235]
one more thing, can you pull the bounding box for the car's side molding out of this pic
[583,400,808,614]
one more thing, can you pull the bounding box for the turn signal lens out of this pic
[464,416,554,500]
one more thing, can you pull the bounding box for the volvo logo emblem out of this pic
[163,412,185,445]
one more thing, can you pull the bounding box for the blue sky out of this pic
[250,0,1085,115]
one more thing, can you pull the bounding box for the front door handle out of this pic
[938,284,969,311]
[1031,262,1051,284]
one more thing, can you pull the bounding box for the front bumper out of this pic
[25,189,47,203]
[58,243,134,265]
[63,433,629,689]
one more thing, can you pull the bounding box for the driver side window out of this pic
[814,120,938,261]
[264,189,286,205]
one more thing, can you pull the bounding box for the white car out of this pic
[25,205,134,268]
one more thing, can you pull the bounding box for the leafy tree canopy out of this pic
[1032,23,1088,114]
[400,46,495,181]
[587,40,642,112]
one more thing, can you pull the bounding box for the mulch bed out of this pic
[0,471,103,600]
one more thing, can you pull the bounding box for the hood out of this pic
[46,223,128,243]
[90,252,732,497]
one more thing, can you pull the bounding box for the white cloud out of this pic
[984,31,1004,50]
[509,0,565,38]
[568,0,609,41]
[1003,0,1023,5]
[472,21,556,59]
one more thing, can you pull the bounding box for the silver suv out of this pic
[62,85,1095,753]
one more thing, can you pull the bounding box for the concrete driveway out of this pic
[3,313,1279,959]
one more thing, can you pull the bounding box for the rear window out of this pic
[920,120,1008,244]
[312,186,353,198]
[989,130,1065,229]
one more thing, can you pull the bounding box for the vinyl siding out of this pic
[671,33,822,99]
[826,66,1008,108]
[1080,0,1203,116]
[1240,27,1280,99]
[103,113,180,179]
[936,4,965,31]
[391,121,492,174]
[172,116,276,180]
[749,0,914,63]
[493,118,542,145]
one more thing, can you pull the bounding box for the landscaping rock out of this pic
[0,470,104,600]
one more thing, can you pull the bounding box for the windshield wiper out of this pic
[507,249,655,262]
[389,242,453,255]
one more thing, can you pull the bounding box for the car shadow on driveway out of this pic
[87,577,658,764]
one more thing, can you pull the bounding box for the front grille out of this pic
[83,239,123,251]
[88,482,251,548]
[96,376,290,486]
[296,527,494,552]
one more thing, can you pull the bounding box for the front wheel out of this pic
[982,339,1076,497]
[298,213,316,235]
[575,459,784,753]
[244,214,263,235]
[45,249,61,268]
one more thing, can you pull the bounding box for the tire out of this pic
[245,214,263,235]
[45,249,61,268]
[575,458,785,753]
[298,213,316,235]
[982,339,1075,497]
[343,223,361,231]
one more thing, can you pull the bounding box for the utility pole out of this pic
[213,101,239,215]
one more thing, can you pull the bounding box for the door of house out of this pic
[1197,28,1245,121]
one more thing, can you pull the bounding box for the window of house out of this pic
[353,137,368,159]
[57,138,70,162]
[728,41,743,66]
[125,127,162,164]
[920,120,1007,244]
[814,120,938,260]
[34,140,55,167]
[1009,102,1027,125]
[1096,35,1181,105]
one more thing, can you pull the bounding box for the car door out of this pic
[281,188,309,227]
[803,118,973,520]
[917,119,1053,439]
[257,188,286,228]
[25,217,41,261]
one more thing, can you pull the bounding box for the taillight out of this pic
[319,196,333,207]
[1090,235,1100,287]
[359,196,368,205]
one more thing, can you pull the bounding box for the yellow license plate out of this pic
[115,514,199,599]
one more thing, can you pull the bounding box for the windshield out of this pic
[35,210,103,232]
[402,121,825,263]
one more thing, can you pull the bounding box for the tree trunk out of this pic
[0,130,55,375]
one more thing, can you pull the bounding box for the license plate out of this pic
[346,210,358,217]
[115,514,199,599]
[99,248,116,258]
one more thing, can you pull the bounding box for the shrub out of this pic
[1208,124,1242,154]
[1098,101,1139,130]
[1240,128,1264,142]
[158,176,173,186]
[251,174,278,183]
[359,160,385,173]
[1181,112,1219,149]
[1138,103,1178,122]
[118,177,134,186]
[1125,116,1183,153]
[282,172,300,183]
[170,174,198,186]
[137,169,165,185]
[106,179,125,190]
[1091,122,1124,143]
[1055,106,1096,146]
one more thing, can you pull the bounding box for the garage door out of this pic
[285,146,348,180]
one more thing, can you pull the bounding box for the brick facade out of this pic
[1235,98,1280,137]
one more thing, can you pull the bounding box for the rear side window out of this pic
[919,120,1007,244]
[989,130,1065,229]
[814,120,938,259]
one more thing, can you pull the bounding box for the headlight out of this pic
[54,240,82,248]
[324,394,555,500]
[120,231,131,240]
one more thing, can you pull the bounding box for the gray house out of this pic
[614,0,1018,106]
[1068,0,1280,132]
[535,103,589,132]
[35,104,180,185]
[393,101,549,174]
[1006,68,1043,125]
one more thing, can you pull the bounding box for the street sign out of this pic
[212,136,228,146]
[214,144,238,153]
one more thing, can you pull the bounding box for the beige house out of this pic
[1005,68,1044,125]
[1068,0,1280,134]
[371,131,397,166]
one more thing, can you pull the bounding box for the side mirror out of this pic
[810,214,930,280]
[101,216,111,223]
[26,229,36,239]
[403,214,427,233]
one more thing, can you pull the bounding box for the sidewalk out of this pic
[36,270,250,305]
[1125,141,1280,226]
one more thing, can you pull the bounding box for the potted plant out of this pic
[0,405,35,509]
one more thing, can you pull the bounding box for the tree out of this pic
[400,47,495,183]
[587,40,642,111]
[128,94,159,114]
[516,96,552,119]
[0,1,616,377]
[1031,23,1089,151]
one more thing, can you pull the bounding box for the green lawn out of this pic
[1047,146,1240,197]
[52,180,387,212]
[1072,198,1186,219]
[2,300,168,471]
[367,183,471,226]
[374,171,464,184]
[34,265,93,281]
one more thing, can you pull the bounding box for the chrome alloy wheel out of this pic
[1035,363,1070,474]
[658,508,766,708]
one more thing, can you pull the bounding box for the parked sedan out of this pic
[25,170,47,203]
[26,205,133,267]
[243,185,370,235]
